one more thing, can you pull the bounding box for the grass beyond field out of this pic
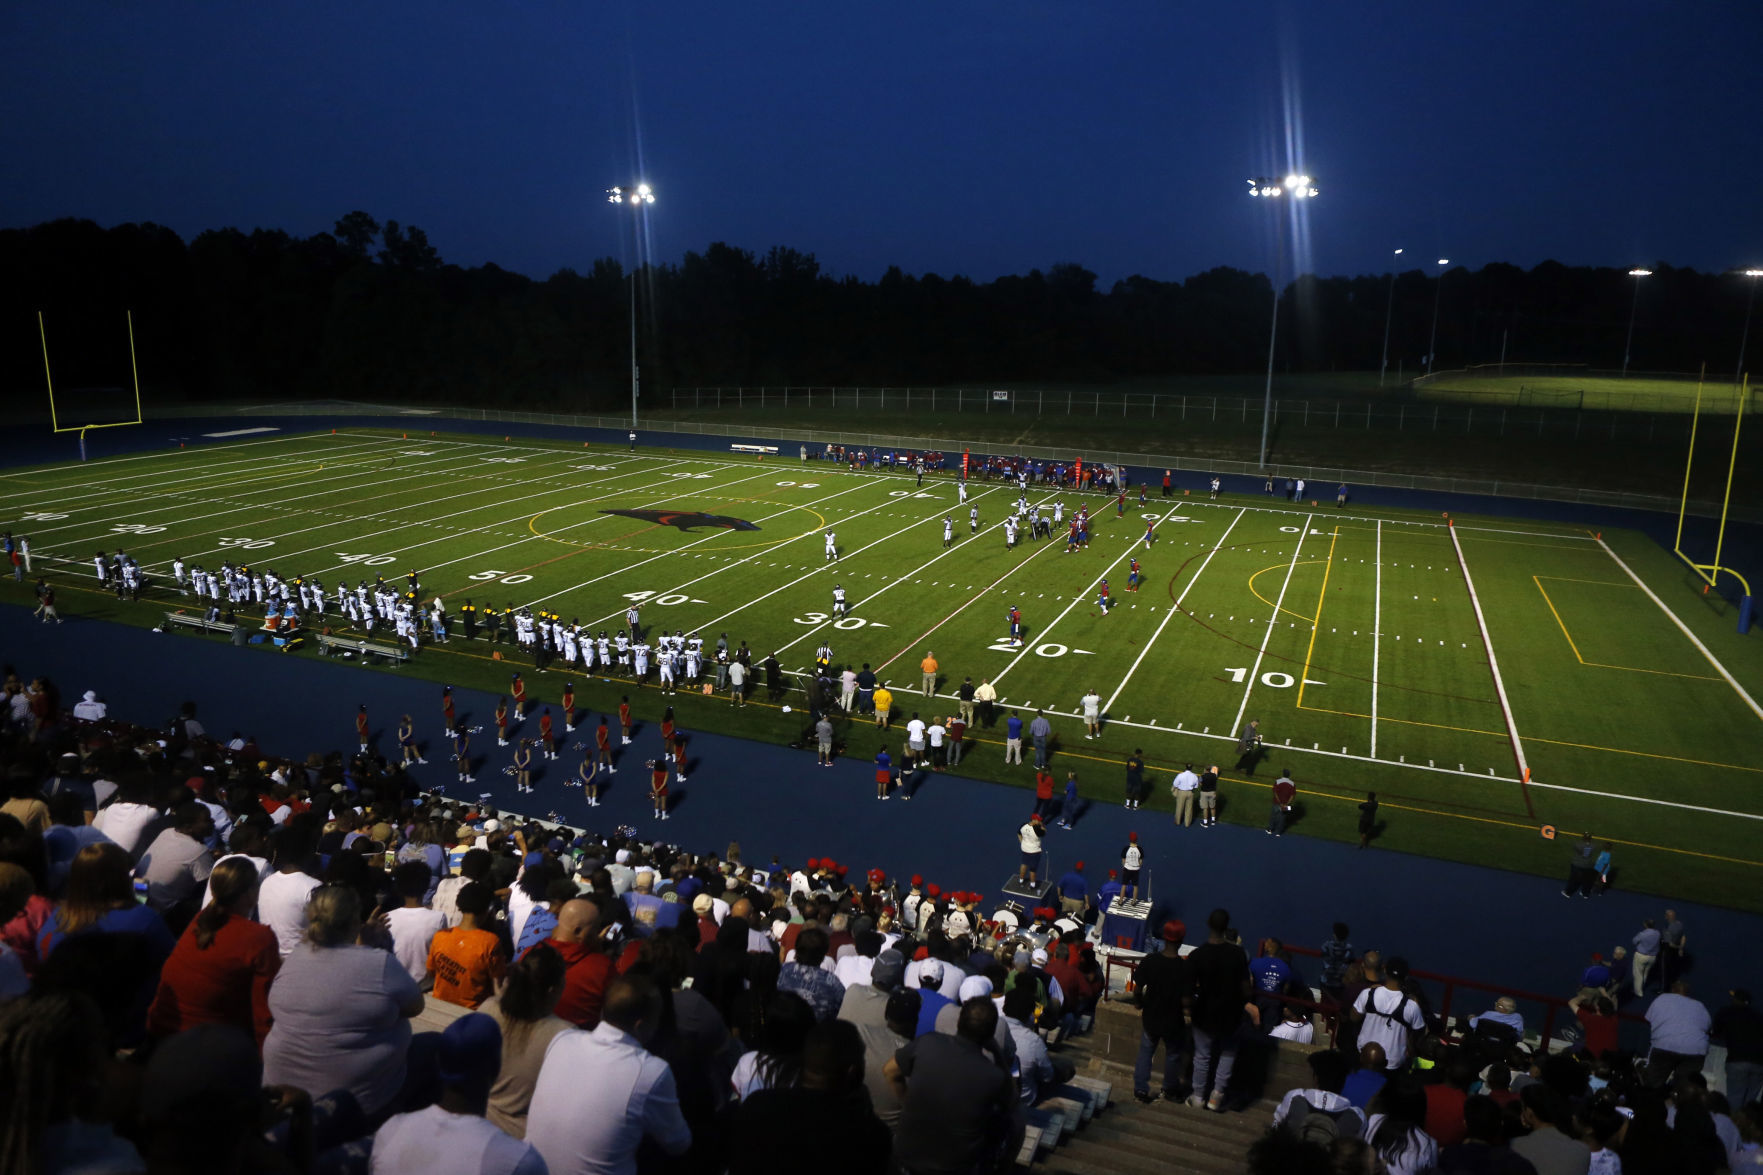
[1416,373,1747,413]
[5,428,1761,907]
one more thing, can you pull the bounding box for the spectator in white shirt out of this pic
[92,780,160,860]
[258,826,322,958]
[72,691,107,722]
[386,862,447,985]
[371,1012,546,1175]
[526,972,692,1175]
[1269,1003,1317,1043]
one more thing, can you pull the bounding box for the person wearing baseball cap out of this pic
[372,1013,543,1171]
[1017,812,1046,888]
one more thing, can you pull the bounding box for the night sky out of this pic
[3,2,1759,285]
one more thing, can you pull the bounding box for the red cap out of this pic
[913,945,931,960]
[185,776,207,795]
[1109,869,1119,877]
[807,857,820,869]
[834,864,847,877]
[971,894,983,905]
[1128,832,1138,842]
[952,890,968,903]
[868,868,884,883]
[1162,919,1187,946]
[910,874,923,887]
[1075,860,1085,870]
[926,883,941,898]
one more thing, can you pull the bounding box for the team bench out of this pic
[315,633,411,665]
[729,443,779,454]
[161,611,237,637]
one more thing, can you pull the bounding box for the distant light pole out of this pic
[1622,267,1652,377]
[1380,247,1404,388]
[1425,258,1450,375]
[1734,268,1763,387]
[1247,174,1319,468]
[607,183,655,429]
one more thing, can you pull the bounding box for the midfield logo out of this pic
[600,509,761,533]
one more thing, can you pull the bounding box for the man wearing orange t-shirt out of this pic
[919,652,939,700]
[428,882,506,1010]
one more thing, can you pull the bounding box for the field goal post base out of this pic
[1671,369,1752,632]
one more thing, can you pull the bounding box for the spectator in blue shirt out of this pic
[778,927,846,1022]
[912,960,955,1037]
[1057,861,1090,919]
[1005,712,1024,765]
[1096,870,1124,912]
[1250,939,1295,1029]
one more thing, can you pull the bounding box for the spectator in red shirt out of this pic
[147,857,281,1047]
[541,896,614,1029]
[1569,990,1620,1060]
[0,815,53,977]
[1422,1056,1475,1147]
[1268,771,1297,837]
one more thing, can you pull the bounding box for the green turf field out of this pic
[1415,372,1748,413]
[5,428,1761,906]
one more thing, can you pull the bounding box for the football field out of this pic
[5,427,1761,905]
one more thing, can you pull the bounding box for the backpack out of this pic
[1285,1096,1364,1144]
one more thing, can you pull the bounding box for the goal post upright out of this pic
[38,309,147,453]
[1673,365,1754,632]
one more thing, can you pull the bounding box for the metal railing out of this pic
[183,399,1761,522]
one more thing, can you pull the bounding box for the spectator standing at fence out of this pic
[1268,770,1296,837]
[1132,920,1191,1103]
[1660,908,1688,987]
[1644,979,1712,1087]
[1171,761,1199,826]
[1351,956,1428,1070]
[1186,907,1251,1113]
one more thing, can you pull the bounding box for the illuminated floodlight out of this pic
[1394,248,1404,255]
[1629,268,1653,276]
[1744,269,1763,277]
[1438,258,1450,266]
[607,184,655,207]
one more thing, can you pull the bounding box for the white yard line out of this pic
[242,455,693,576]
[1371,519,1383,759]
[570,486,1011,641]
[1104,507,1247,712]
[9,436,402,519]
[1229,514,1314,738]
[307,461,792,583]
[27,438,522,546]
[988,518,1167,688]
[0,431,389,499]
[1596,537,1763,722]
[1448,522,1531,779]
[866,494,1073,673]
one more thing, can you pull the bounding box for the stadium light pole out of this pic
[1247,174,1318,468]
[607,184,656,429]
[1425,258,1450,375]
[1735,268,1763,388]
[1622,267,1652,378]
[1379,247,1404,388]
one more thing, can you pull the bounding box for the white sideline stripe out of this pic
[1183,498,1597,543]
[1449,523,1530,778]
[201,427,281,437]
[881,686,1763,821]
[1104,508,1247,712]
[1371,519,1382,759]
[1596,537,1763,723]
[1229,515,1313,738]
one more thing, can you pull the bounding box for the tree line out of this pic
[3,213,1754,414]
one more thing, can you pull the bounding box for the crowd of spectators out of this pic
[0,665,1119,1175]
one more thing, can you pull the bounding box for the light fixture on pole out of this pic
[1426,258,1450,375]
[1246,174,1319,468]
[1380,248,1404,388]
[1734,268,1763,387]
[607,184,656,430]
[1622,267,1652,378]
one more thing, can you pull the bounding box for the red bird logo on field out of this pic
[600,509,760,532]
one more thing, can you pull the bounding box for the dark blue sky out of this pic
[4,2,1759,285]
